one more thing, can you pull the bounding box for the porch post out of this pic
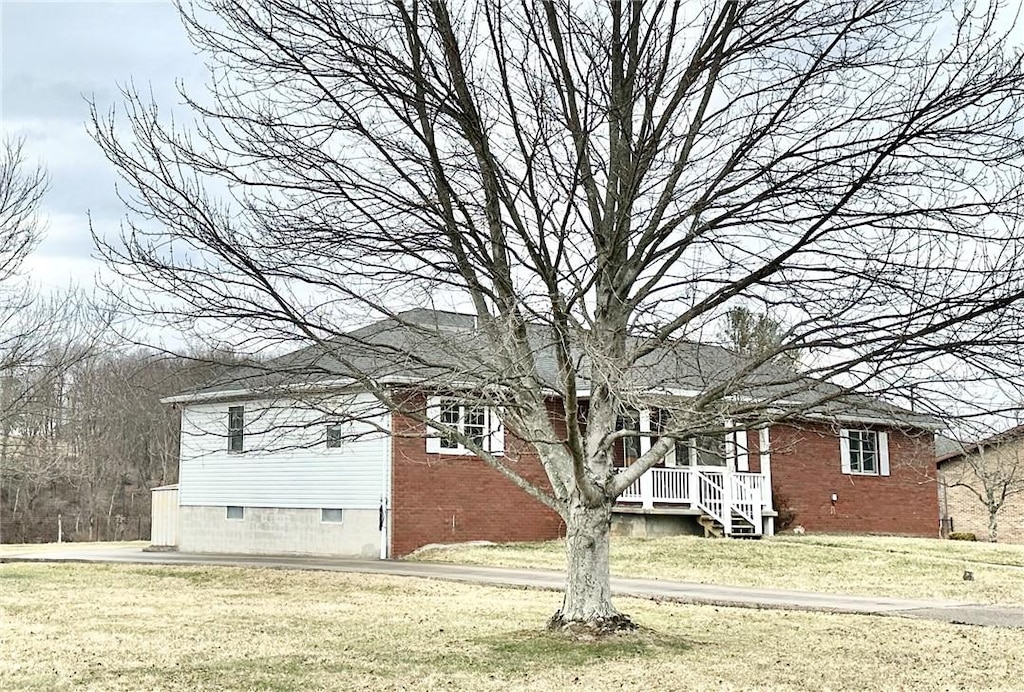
[760,425,775,537]
[722,472,733,535]
[759,426,773,509]
[639,469,654,509]
[639,409,653,508]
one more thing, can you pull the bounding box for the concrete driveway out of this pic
[2,542,1022,628]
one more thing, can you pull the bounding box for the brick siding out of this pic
[390,393,565,556]
[939,447,1024,543]
[770,422,937,536]
[390,393,939,553]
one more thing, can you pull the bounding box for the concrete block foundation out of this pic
[611,512,704,538]
[178,505,381,558]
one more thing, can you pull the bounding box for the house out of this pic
[152,309,940,557]
[937,426,1024,542]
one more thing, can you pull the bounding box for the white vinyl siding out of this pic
[178,394,389,509]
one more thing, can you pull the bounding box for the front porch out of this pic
[615,466,775,537]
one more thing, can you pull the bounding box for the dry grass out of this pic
[412,534,1024,604]
[1,562,1022,691]
[0,541,148,556]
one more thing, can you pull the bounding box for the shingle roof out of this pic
[167,309,938,429]
[936,424,1024,463]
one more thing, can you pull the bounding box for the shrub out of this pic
[948,532,977,541]
[772,486,798,532]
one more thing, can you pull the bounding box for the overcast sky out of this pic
[1,0,206,291]
[1,3,1018,300]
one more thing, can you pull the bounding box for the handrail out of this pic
[615,468,764,537]
[730,474,763,534]
[695,470,726,529]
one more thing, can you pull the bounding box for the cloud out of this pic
[1,0,207,293]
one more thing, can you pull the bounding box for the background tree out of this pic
[0,137,52,545]
[941,426,1024,542]
[92,0,1024,632]
[721,306,799,368]
[1,137,50,427]
[0,138,45,285]
[0,139,170,543]
[1,344,217,543]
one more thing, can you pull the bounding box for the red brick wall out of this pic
[390,394,565,556]
[769,422,937,536]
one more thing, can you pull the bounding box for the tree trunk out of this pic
[548,499,635,634]
[988,509,999,542]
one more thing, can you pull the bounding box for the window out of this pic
[321,508,344,523]
[849,430,877,473]
[667,427,748,470]
[688,433,729,466]
[326,423,344,448]
[228,406,244,452]
[840,429,890,476]
[426,397,504,455]
[617,411,641,466]
[226,506,244,520]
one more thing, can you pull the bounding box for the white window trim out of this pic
[840,429,890,476]
[425,397,505,456]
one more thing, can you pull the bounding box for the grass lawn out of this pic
[412,534,1024,605]
[1,563,1022,691]
[0,541,148,556]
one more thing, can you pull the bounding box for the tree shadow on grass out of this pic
[475,627,699,670]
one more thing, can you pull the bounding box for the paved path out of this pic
[2,543,1022,628]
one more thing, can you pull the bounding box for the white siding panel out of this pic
[178,394,388,509]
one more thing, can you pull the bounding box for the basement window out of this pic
[226,506,244,520]
[321,508,344,523]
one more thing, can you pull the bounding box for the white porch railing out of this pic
[616,467,767,536]
[619,467,698,504]
[696,469,729,534]
[730,473,763,530]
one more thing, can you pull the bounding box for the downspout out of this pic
[380,408,392,560]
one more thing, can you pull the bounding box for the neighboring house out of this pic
[937,427,1024,542]
[152,310,939,558]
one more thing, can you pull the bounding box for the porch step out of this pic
[697,514,724,538]
[730,512,758,535]
[698,512,762,539]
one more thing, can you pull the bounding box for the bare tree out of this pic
[0,137,50,408]
[92,1,1024,631]
[721,306,799,367]
[0,138,46,286]
[0,138,49,545]
[942,427,1024,541]
[0,140,112,544]
[1,343,213,543]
